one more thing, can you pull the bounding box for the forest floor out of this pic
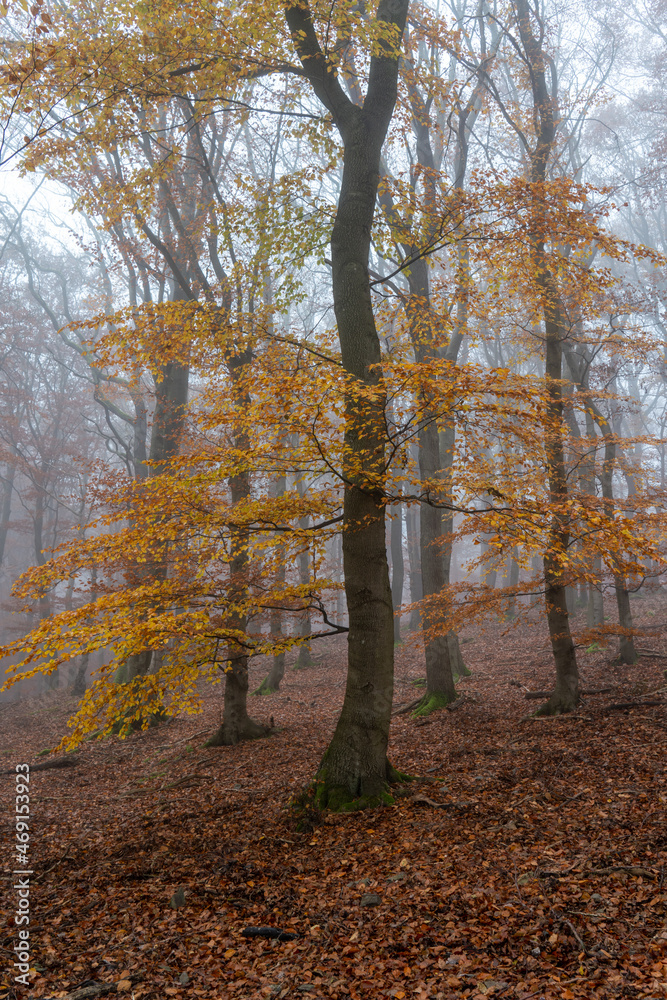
[1,596,666,1000]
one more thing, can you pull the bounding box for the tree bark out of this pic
[516,0,579,714]
[207,350,270,746]
[390,503,404,642]
[286,0,408,807]
[119,286,190,685]
[255,473,287,695]
[565,348,637,663]
[406,258,457,712]
[0,458,16,570]
[406,502,422,630]
[294,508,313,669]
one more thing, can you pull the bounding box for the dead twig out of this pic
[559,917,589,954]
[392,697,422,716]
[163,773,215,790]
[0,754,80,776]
[606,700,664,711]
[524,687,612,700]
[153,728,210,750]
[589,865,656,878]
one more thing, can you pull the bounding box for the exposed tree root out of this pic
[534,693,579,716]
[300,759,412,814]
[253,676,280,696]
[411,691,455,717]
[204,717,272,747]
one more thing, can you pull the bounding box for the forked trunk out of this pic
[286,0,409,807]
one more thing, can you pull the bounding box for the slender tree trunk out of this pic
[406,500,422,630]
[407,259,456,712]
[0,458,16,569]
[505,547,520,620]
[390,504,404,642]
[516,0,579,714]
[599,425,637,664]
[335,530,346,626]
[294,510,313,669]
[565,349,636,662]
[537,314,579,714]
[207,351,269,745]
[587,555,604,628]
[255,473,287,695]
[286,0,408,806]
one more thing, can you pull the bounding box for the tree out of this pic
[284,0,409,807]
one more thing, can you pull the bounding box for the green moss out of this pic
[252,677,279,696]
[412,691,454,717]
[387,765,414,784]
[320,785,394,811]
[410,677,426,688]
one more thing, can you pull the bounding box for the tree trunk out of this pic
[294,509,313,669]
[565,350,637,664]
[406,259,457,713]
[0,458,16,569]
[206,351,269,746]
[70,652,89,698]
[505,547,520,619]
[255,473,287,695]
[516,0,579,714]
[390,504,404,642]
[587,558,604,628]
[286,0,408,807]
[406,502,422,630]
[115,289,190,686]
[599,424,637,664]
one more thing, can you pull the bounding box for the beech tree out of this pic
[283,0,409,807]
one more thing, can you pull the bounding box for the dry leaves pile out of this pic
[1,599,666,1000]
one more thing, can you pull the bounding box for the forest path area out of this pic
[1,600,666,1000]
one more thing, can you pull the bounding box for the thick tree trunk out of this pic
[286,0,408,807]
[614,579,636,663]
[114,289,190,686]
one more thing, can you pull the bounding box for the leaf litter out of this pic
[0,600,666,1000]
